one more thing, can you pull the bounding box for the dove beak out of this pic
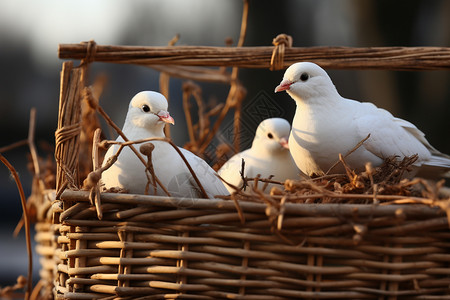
[279,137,289,149]
[274,79,293,93]
[157,110,175,125]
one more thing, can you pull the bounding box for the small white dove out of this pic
[101,91,229,198]
[275,62,450,178]
[218,117,301,192]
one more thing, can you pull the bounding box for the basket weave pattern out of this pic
[51,190,450,299]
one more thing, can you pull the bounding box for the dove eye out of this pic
[267,133,274,139]
[300,73,309,82]
[142,105,150,113]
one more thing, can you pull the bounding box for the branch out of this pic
[59,44,450,70]
[0,154,32,300]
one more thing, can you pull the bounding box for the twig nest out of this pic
[140,143,155,156]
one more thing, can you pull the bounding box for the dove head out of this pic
[123,91,174,136]
[275,62,338,102]
[252,118,291,156]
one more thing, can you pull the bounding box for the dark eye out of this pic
[142,105,150,113]
[300,72,309,81]
[267,133,274,139]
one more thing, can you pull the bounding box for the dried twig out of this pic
[12,109,46,236]
[151,65,231,83]
[182,81,204,145]
[0,140,28,153]
[27,108,45,191]
[326,134,371,175]
[0,276,27,299]
[140,143,158,196]
[0,154,32,300]
[239,158,248,191]
[90,128,103,219]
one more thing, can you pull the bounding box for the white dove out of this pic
[218,117,301,192]
[101,91,229,198]
[275,62,450,178]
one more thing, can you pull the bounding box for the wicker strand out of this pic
[55,62,83,195]
[270,34,293,71]
[80,40,97,66]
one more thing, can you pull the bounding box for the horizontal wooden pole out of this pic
[60,190,445,218]
[58,43,450,70]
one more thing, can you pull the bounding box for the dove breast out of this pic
[101,91,229,198]
[218,118,300,192]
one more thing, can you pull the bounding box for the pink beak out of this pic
[274,79,293,93]
[157,110,175,125]
[279,137,289,149]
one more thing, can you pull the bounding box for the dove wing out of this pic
[179,147,229,198]
[354,102,431,163]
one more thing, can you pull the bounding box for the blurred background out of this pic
[0,0,449,288]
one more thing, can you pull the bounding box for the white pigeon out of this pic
[218,118,301,192]
[101,91,229,198]
[275,62,450,178]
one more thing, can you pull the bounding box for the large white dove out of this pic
[275,62,450,178]
[101,91,229,198]
[218,117,301,192]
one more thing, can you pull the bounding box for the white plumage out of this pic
[101,91,229,198]
[218,118,301,192]
[275,62,450,177]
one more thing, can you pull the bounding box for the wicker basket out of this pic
[50,190,450,299]
[31,185,58,300]
[37,16,450,297]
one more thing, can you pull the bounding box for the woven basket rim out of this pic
[60,189,447,219]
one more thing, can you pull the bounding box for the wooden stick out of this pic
[59,44,450,70]
[60,190,445,219]
[0,154,32,299]
[0,140,28,153]
[182,82,197,144]
[150,65,231,83]
[27,108,46,191]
